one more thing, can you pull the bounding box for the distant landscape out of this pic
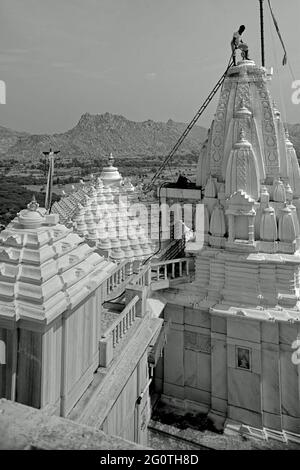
[0,113,208,226]
[0,112,299,227]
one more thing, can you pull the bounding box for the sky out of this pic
[1,0,300,134]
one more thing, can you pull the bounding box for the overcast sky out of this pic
[1,0,299,133]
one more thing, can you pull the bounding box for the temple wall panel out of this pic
[105,368,138,441]
[161,300,300,433]
[0,327,17,401]
[211,332,227,411]
[261,340,282,430]
[16,329,42,408]
[163,322,184,393]
[61,289,100,417]
[102,351,150,445]
[41,318,62,409]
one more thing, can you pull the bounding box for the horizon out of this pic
[1,0,300,134]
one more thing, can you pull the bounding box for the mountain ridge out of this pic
[0,113,299,163]
[0,113,208,162]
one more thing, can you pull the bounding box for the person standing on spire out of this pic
[231,25,250,65]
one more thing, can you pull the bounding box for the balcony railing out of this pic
[128,264,151,288]
[99,295,139,367]
[151,257,192,283]
[102,260,129,301]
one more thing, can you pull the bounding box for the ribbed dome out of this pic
[278,203,297,242]
[259,205,277,241]
[225,130,259,200]
[272,178,286,202]
[260,185,270,205]
[209,203,226,237]
[204,176,217,198]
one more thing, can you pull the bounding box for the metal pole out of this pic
[259,0,265,67]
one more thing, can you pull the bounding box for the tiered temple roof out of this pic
[195,59,300,254]
[51,154,159,264]
[0,197,115,322]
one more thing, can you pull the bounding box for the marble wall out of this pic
[0,284,103,416]
[161,302,300,434]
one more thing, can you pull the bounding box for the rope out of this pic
[267,0,287,66]
[267,7,287,125]
[267,0,296,84]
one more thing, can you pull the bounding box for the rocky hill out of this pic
[0,113,299,164]
[0,113,208,162]
[0,126,29,155]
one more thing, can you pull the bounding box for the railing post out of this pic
[99,335,113,367]
[147,266,151,286]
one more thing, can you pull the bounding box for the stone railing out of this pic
[99,295,139,367]
[151,257,192,283]
[102,260,129,302]
[128,263,151,288]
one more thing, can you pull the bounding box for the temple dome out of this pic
[278,203,297,242]
[272,178,286,202]
[225,129,259,200]
[100,153,122,187]
[259,205,277,242]
[209,202,226,237]
[260,185,270,205]
[204,176,217,198]
[18,197,45,229]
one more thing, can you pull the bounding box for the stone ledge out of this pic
[0,399,144,450]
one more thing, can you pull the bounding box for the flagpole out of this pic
[43,148,60,213]
[259,0,265,67]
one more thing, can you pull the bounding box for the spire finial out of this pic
[108,152,114,167]
[27,195,39,212]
